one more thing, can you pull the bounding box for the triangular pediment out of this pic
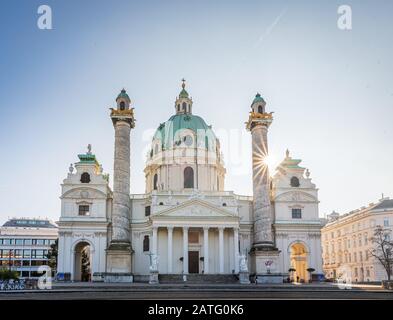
[274,191,317,202]
[153,198,237,219]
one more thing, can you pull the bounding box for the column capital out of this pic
[183,226,189,231]
[167,226,174,232]
[218,226,225,231]
[203,226,210,231]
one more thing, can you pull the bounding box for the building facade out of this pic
[57,82,324,283]
[322,198,393,283]
[0,218,58,278]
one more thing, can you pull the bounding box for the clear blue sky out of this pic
[0,0,392,224]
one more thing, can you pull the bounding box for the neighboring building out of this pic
[0,218,58,278]
[322,198,393,283]
[57,82,324,283]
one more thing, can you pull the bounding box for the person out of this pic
[296,276,299,283]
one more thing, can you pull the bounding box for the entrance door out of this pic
[188,251,199,274]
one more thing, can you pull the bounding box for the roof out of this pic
[2,219,58,229]
[116,88,130,102]
[77,153,98,164]
[372,199,393,210]
[252,93,265,105]
[153,114,216,150]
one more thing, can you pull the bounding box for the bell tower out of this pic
[246,93,281,283]
[105,88,135,282]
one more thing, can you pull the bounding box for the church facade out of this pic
[56,82,323,283]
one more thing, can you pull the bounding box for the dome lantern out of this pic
[175,79,193,114]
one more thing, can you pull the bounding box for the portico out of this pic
[150,198,240,275]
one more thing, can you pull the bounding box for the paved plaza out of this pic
[0,282,392,300]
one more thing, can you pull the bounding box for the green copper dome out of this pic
[116,88,130,101]
[179,88,189,98]
[153,114,217,150]
[252,93,265,104]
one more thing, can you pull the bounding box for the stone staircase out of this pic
[159,274,239,284]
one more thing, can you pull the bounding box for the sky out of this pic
[0,0,392,224]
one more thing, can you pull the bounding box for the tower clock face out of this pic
[184,135,193,146]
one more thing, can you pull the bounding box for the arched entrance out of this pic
[289,242,308,283]
[74,241,91,282]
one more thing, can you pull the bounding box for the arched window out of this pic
[120,101,125,110]
[184,167,194,188]
[80,172,91,183]
[258,105,263,113]
[143,235,150,252]
[182,102,187,112]
[290,176,300,187]
[177,104,180,112]
[153,174,158,190]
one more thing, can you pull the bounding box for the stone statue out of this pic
[87,144,92,154]
[239,255,248,272]
[150,254,159,272]
[69,163,74,174]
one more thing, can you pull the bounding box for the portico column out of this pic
[183,227,189,274]
[233,227,239,273]
[152,227,158,255]
[203,227,209,274]
[167,227,173,273]
[218,227,224,274]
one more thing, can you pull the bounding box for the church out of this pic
[56,81,323,283]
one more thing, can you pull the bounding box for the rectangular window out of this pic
[32,249,45,258]
[31,260,45,266]
[15,239,24,245]
[14,250,22,258]
[145,206,151,217]
[23,250,31,258]
[22,260,30,266]
[2,239,12,245]
[384,219,389,227]
[32,239,45,246]
[292,208,302,219]
[0,239,3,245]
[24,239,32,246]
[78,205,90,216]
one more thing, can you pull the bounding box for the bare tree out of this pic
[369,226,393,281]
